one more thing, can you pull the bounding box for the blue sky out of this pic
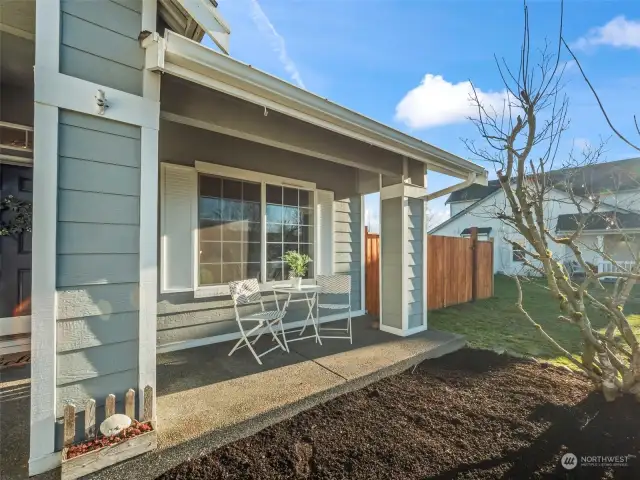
[209,0,640,231]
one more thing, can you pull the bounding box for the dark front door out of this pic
[0,164,32,320]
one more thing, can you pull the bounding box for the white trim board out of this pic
[157,309,366,354]
[29,103,59,476]
[379,324,428,337]
[139,0,161,421]
[0,315,31,336]
[34,68,160,131]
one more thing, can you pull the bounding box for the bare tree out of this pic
[465,0,640,401]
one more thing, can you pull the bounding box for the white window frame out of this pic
[161,161,318,298]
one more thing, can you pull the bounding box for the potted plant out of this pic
[282,250,311,289]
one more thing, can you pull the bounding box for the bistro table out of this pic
[272,284,323,345]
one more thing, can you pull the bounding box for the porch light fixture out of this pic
[95,90,109,115]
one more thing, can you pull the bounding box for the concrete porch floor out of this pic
[91,315,465,479]
[1,316,465,479]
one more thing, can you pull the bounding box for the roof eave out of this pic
[148,31,488,181]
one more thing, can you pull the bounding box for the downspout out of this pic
[422,172,478,201]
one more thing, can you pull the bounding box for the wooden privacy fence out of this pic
[365,228,494,316]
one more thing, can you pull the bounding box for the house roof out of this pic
[460,227,492,235]
[429,188,503,234]
[447,180,501,203]
[446,157,640,204]
[556,211,640,232]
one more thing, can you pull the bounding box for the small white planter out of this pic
[291,276,302,289]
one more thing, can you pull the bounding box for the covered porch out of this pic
[26,14,487,476]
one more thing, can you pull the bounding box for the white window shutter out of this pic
[161,164,196,292]
[316,189,334,275]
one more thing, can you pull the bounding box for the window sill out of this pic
[194,279,317,299]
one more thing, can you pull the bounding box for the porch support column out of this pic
[379,159,427,336]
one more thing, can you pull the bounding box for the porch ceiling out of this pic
[160,75,402,180]
[146,30,488,183]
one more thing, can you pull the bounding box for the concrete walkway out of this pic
[3,316,465,479]
[90,316,465,479]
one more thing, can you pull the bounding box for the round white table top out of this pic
[272,284,321,293]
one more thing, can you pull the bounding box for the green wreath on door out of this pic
[0,195,32,236]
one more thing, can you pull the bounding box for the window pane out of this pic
[222,263,243,282]
[266,262,284,281]
[200,264,222,285]
[266,204,283,223]
[200,197,222,220]
[248,222,261,243]
[266,184,282,204]
[243,201,260,222]
[222,179,242,200]
[284,243,298,255]
[283,225,300,243]
[200,175,221,198]
[283,187,298,206]
[222,242,242,263]
[223,200,243,221]
[299,225,313,243]
[243,182,260,202]
[300,207,313,225]
[282,206,299,225]
[198,174,263,286]
[267,223,282,242]
[299,243,312,257]
[246,242,261,263]
[245,263,261,281]
[200,242,222,263]
[299,190,311,207]
[221,221,245,242]
[200,220,222,241]
[267,243,282,262]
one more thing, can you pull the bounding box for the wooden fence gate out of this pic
[365,228,494,316]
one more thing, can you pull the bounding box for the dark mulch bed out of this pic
[159,349,639,479]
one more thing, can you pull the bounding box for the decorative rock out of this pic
[100,414,131,437]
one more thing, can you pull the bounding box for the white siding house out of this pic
[431,158,640,276]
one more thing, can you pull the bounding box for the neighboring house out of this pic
[430,157,640,276]
[0,0,488,475]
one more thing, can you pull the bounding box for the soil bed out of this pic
[159,349,639,479]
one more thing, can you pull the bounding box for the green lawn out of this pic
[429,275,640,368]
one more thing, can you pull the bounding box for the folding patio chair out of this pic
[228,279,289,365]
[316,274,352,344]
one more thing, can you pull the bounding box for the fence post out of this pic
[470,227,478,301]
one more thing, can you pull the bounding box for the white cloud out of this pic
[426,207,450,229]
[573,137,591,151]
[249,0,306,89]
[395,74,509,130]
[365,206,380,234]
[573,16,640,50]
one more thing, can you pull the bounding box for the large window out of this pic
[197,173,314,286]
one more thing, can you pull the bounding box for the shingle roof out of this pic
[446,157,640,204]
[556,211,640,232]
[460,227,492,235]
[446,180,501,203]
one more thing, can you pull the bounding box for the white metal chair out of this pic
[228,279,289,365]
[316,274,352,344]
